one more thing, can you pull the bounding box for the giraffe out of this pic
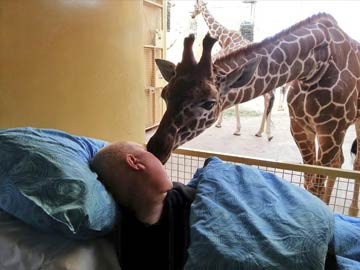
[191,0,275,139]
[277,84,289,111]
[147,13,360,216]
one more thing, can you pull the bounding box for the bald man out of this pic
[90,141,195,270]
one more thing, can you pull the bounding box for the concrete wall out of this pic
[0,0,145,143]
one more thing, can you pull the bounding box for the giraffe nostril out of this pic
[147,137,161,157]
[147,134,174,164]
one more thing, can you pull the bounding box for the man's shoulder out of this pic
[168,182,196,204]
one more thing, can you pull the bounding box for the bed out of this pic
[0,209,120,270]
[1,128,359,269]
[0,127,120,270]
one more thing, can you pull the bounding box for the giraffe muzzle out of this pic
[147,135,173,164]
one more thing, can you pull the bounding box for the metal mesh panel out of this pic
[143,2,163,45]
[144,47,165,129]
[144,48,155,87]
[154,88,165,123]
[165,148,360,217]
[143,0,166,129]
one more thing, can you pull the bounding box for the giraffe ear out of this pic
[155,59,176,82]
[221,57,261,94]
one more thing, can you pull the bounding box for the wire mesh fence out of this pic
[165,147,360,217]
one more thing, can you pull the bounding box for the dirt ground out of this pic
[146,92,357,170]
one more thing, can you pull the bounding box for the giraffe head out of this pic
[190,0,206,19]
[147,33,261,163]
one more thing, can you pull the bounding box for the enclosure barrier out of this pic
[165,147,360,217]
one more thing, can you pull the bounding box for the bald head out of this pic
[90,142,141,207]
[90,141,172,211]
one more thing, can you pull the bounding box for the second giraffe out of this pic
[191,0,277,140]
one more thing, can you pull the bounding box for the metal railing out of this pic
[165,147,360,217]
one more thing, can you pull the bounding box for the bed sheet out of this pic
[186,157,359,270]
[0,210,121,270]
[332,214,360,269]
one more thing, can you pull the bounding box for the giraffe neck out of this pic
[216,13,340,111]
[199,3,235,48]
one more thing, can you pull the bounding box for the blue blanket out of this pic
[186,157,360,270]
[332,214,360,269]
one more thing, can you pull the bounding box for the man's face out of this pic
[135,144,172,192]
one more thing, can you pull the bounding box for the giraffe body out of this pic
[148,13,360,216]
[191,0,275,139]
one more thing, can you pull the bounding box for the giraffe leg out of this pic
[290,119,316,189]
[315,130,346,204]
[215,111,223,128]
[349,121,360,216]
[255,95,268,138]
[265,92,275,141]
[277,86,286,111]
[265,111,273,141]
[233,104,241,136]
[322,151,343,205]
[349,182,360,217]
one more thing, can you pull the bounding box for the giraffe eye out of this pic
[201,101,216,110]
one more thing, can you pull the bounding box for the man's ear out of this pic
[126,154,145,171]
[220,57,261,96]
[155,59,176,82]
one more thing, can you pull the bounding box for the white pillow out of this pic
[0,210,121,270]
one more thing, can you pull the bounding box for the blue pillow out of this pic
[0,127,117,239]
